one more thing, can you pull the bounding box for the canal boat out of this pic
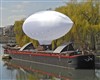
[4,42,95,69]
[3,11,95,69]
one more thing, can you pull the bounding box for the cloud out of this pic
[21,1,31,4]
[2,0,66,27]
[5,15,26,26]
[13,1,31,9]
[15,4,26,9]
[10,1,31,13]
[0,7,5,10]
[8,15,26,21]
[11,9,25,13]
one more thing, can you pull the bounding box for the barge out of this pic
[3,10,95,69]
[4,42,95,69]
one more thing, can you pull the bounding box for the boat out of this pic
[2,54,12,59]
[2,43,21,50]
[3,11,95,69]
[4,42,95,69]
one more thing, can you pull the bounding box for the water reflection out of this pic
[95,69,100,79]
[0,44,17,80]
[2,59,100,80]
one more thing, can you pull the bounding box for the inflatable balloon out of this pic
[23,11,73,45]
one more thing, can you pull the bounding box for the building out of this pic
[5,25,15,37]
[0,27,3,36]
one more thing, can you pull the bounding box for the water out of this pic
[0,44,17,80]
[0,44,100,80]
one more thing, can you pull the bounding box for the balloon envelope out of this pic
[23,11,73,45]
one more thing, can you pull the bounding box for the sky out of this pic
[0,0,69,27]
[0,0,88,27]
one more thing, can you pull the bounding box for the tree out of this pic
[14,20,38,47]
[54,0,100,50]
[14,0,100,50]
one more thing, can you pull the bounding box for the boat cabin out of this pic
[19,42,80,55]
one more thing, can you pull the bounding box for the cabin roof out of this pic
[19,42,34,51]
[53,42,74,53]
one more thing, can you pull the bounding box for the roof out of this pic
[19,42,33,51]
[53,42,74,53]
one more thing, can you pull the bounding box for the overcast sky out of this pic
[0,0,67,27]
[0,0,87,27]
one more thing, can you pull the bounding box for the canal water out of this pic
[0,44,100,80]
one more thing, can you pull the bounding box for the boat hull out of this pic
[4,49,95,69]
[4,59,95,80]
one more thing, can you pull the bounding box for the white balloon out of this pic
[23,11,73,45]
